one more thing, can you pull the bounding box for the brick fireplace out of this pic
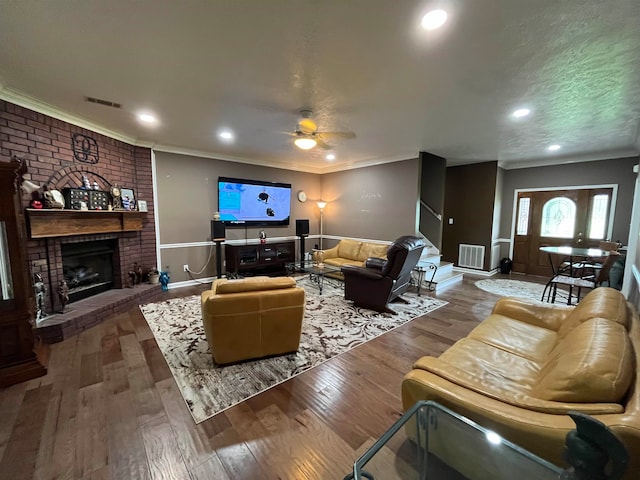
[61,238,117,302]
[36,231,141,312]
[1,100,163,342]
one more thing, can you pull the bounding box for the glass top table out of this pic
[287,260,342,295]
[345,401,562,480]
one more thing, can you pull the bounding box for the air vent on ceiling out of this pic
[85,96,122,109]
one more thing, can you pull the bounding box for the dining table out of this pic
[539,246,609,303]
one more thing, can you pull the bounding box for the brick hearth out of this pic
[36,283,167,343]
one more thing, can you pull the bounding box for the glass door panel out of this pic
[0,221,14,300]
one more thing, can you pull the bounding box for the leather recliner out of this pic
[341,235,425,313]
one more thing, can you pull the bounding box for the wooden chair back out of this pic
[596,251,621,285]
[599,241,621,252]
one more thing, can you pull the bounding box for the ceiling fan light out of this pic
[294,137,317,150]
[422,9,447,30]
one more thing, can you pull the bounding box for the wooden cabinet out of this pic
[225,240,295,276]
[0,160,47,387]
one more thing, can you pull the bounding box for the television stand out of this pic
[225,240,295,276]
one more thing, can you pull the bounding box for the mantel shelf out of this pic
[26,208,146,238]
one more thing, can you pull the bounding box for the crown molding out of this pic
[0,86,139,145]
[0,86,422,175]
[151,144,330,174]
[152,143,418,175]
[497,148,639,170]
[315,153,420,174]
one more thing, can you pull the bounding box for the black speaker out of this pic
[211,220,226,241]
[296,219,310,236]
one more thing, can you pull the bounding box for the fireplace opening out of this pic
[61,240,116,303]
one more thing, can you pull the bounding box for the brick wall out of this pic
[0,100,157,313]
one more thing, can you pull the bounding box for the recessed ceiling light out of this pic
[547,144,561,151]
[325,153,336,161]
[421,9,448,30]
[137,112,157,124]
[512,108,531,118]
[218,129,234,142]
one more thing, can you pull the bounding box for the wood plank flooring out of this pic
[0,273,545,480]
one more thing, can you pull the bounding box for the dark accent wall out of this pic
[0,100,157,312]
[419,151,446,249]
[500,157,638,243]
[442,161,498,269]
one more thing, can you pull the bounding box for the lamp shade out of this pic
[316,201,327,210]
[294,137,317,150]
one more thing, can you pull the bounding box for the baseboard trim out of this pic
[168,276,216,289]
[453,266,497,277]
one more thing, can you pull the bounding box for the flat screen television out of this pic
[218,177,291,226]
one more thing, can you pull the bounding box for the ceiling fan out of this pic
[287,110,356,150]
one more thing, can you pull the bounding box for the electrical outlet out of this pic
[183,264,189,272]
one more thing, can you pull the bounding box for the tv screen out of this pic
[218,177,291,226]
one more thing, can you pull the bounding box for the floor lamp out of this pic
[316,201,327,249]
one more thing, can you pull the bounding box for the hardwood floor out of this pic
[0,273,545,480]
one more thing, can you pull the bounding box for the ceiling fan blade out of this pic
[317,131,356,140]
[315,138,332,149]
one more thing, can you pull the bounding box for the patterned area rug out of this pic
[140,276,448,423]
[475,278,566,303]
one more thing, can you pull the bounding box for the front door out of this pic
[512,188,613,276]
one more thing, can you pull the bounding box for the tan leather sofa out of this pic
[312,239,389,278]
[201,276,305,364]
[402,287,640,477]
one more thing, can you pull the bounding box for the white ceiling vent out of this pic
[85,96,121,109]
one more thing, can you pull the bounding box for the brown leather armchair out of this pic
[341,235,425,313]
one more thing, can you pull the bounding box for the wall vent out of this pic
[458,244,485,269]
[85,96,121,109]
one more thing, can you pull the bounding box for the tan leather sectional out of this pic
[402,287,640,476]
[201,276,305,364]
[312,239,389,278]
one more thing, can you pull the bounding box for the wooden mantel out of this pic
[26,209,146,238]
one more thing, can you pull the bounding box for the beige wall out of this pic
[154,153,421,281]
[500,157,638,242]
[321,159,420,242]
[154,151,321,281]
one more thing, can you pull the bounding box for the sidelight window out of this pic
[588,194,609,239]
[516,197,531,235]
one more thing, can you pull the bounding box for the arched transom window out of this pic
[541,197,576,238]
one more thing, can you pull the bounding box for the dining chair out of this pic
[599,240,621,251]
[545,251,620,305]
[572,241,622,275]
[558,240,620,274]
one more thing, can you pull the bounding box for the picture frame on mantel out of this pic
[121,188,135,211]
[137,200,148,212]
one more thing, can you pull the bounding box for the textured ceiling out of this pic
[1,0,639,174]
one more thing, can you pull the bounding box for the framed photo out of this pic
[120,188,135,211]
[137,200,148,212]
